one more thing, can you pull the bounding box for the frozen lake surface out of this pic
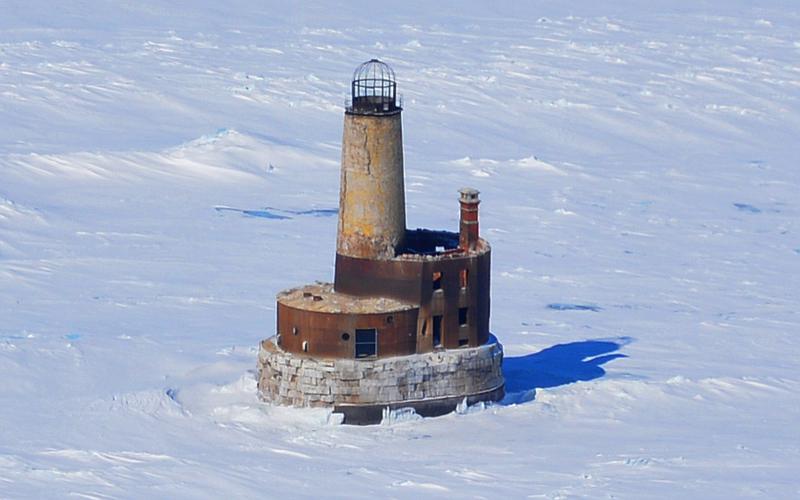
[1,1,799,497]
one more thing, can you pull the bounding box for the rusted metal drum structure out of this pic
[257,59,504,424]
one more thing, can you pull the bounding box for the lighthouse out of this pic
[257,59,504,424]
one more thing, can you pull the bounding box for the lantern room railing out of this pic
[347,59,401,115]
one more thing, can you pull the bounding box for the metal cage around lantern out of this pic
[348,59,400,115]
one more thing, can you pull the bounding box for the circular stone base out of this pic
[257,337,505,425]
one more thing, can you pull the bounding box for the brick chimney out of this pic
[459,188,480,251]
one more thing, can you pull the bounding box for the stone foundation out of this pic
[257,336,504,424]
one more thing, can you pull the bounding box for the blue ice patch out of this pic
[241,209,291,220]
[214,206,289,219]
[214,206,337,220]
[65,333,81,340]
[547,303,602,312]
[283,208,338,217]
[733,203,761,213]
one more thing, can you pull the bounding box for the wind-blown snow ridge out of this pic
[0,197,43,222]
[450,155,569,177]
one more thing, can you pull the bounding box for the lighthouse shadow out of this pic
[500,337,632,405]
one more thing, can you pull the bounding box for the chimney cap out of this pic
[459,187,480,202]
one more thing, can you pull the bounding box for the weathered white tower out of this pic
[336,59,406,260]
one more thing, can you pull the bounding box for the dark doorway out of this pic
[432,315,443,347]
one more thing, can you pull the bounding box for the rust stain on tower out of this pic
[257,59,504,424]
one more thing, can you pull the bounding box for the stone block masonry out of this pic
[257,336,504,422]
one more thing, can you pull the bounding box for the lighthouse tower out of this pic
[258,60,504,424]
[337,59,406,260]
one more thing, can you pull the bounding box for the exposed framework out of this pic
[349,59,399,114]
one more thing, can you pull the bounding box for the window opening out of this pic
[433,315,443,347]
[302,341,309,352]
[459,338,469,347]
[459,307,469,326]
[355,328,377,358]
[341,332,350,341]
[432,271,443,290]
[460,269,469,288]
[421,320,427,336]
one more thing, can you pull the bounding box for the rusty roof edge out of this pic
[394,238,491,261]
[277,282,417,314]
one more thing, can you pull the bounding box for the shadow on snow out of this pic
[500,337,632,405]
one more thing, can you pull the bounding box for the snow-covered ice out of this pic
[1,1,799,497]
